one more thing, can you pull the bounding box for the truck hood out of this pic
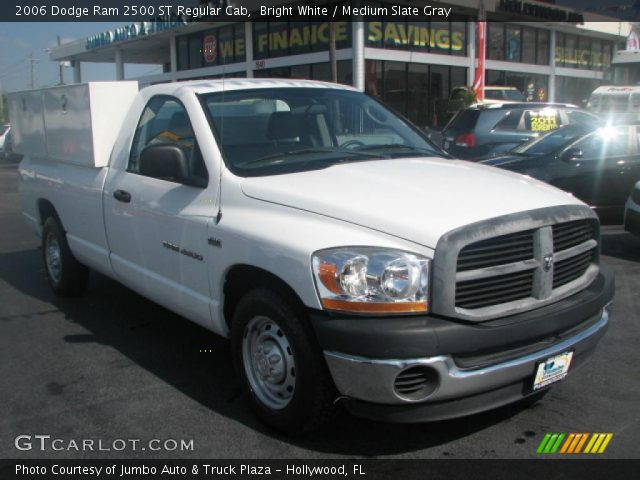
[240,158,582,248]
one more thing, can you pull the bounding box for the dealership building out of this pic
[49,0,632,127]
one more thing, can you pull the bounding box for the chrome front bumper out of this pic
[324,304,611,406]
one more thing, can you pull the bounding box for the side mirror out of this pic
[139,144,190,182]
[562,147,583,161]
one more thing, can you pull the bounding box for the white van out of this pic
[587,85,640,123]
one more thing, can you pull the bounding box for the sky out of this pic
[0,23,161,93]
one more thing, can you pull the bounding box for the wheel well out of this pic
[223,265,305,327]
[37,199,61,227]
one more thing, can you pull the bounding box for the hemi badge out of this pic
[208,237,222,248]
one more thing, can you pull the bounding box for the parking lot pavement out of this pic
[0,160,638,459]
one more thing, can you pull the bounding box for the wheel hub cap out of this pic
[242,316,296,410]
[45,233,62,284]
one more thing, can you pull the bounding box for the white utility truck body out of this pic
[11,80,614,432]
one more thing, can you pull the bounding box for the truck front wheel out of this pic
[42,217,89,296]
[231,288,336,434]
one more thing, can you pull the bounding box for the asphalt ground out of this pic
[0,158,638,460]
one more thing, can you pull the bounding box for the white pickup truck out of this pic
[11,79,614,433]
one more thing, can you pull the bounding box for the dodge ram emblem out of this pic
[543,254,554,272]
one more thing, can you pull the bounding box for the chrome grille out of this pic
[553,220,595,252]
[456,270,534,309]
[452,218,599,314]
[457,229,535,271]
[553,249,595,288]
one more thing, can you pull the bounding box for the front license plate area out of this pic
[533,350,574,391]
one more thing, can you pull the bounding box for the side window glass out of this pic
[574,130,630,159]
[523,110,560,133]
[571,135,601,159]
[129,97,208,186]
[602,130,630,157]
[565,110,598,128]
[493,110,521,131]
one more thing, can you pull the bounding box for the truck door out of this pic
[103,96,214,328]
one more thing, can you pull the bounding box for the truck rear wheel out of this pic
[231,288,336,434]
[42,217,89,296]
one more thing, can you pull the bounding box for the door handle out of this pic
[113,190,131,203]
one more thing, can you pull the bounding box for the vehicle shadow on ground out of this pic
[601,230,640,263]
[0,247,544,456]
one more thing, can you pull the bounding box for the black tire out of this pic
[42,217,89,296]
[231,287,336,434]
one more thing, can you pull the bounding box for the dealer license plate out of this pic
[533,351,574,391]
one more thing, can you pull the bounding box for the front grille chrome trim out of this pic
[432,205,600,322]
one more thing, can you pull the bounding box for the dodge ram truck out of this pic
[11,79,614,433]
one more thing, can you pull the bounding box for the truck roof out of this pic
[141,78,358,96]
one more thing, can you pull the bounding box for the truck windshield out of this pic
[200,88,443,176]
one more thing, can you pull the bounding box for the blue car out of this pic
[441,103,599,160]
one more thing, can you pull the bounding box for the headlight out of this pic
[312,247,431,314]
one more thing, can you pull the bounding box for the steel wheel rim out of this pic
[242,315,296,410]
[45,233,62,284]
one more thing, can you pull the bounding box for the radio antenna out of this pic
[215,51,227,224]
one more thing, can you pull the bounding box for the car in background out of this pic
[445,86,525,119]
[441,103,599,160]
[480,125,640,224]
[624,181,640,236]
[0,124,10,157]
[483,86,525,104]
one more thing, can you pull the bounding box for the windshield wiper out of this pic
[242,148,388,166]
[354,144,436,154]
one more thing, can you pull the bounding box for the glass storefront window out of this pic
[253,22,269,60]
[536,29,549,65]
[555,33,565,67]
[189,34,203,70]
[591,40,602,70]
[289,21,311,56]
[177,37,188,71]
[555,76,601,106]
[233,25,246,63]
[505,25,521,62]
[290,64,311,79]
[522,28,536,64]
[337,60,353,86]
[430,21,451,55]
[364,60,467,127]
[407,21,430,52]
[486,70,548,102]
[488,23,504,61]
[450,22,466,56]
[407,63,429,127]
[578,36,591,69]
[563,35,577,68]
[383,61,407,114]
[487,70,503,86]
[365,60,383,99]
[312,62,331,82]
[253,21,350,59]
[366,21,465,56]
[203,30,220,67]
[554,34,608,71]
